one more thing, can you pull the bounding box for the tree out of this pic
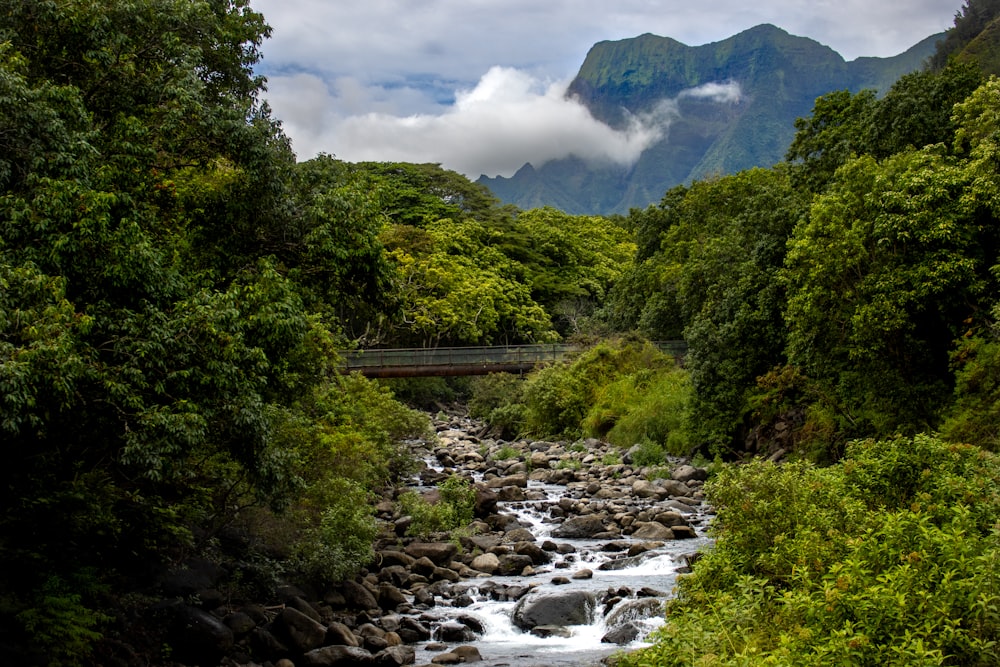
[0,2,329,658]
[783,148,991,436]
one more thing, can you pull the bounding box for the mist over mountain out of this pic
[478,24,942,215]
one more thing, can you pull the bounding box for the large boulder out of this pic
[512,591,596,630]
[341,580,380,611]
[473,485,498,517]
[630,521,675,540]
[168,604,234,661]
[672,465,708,483]
[404,542,458,565]
[374,645,415,666]
[277,606,328,653]
[631,479,662,499]
[302,644,374,666]
[551,514,607,538]
[470,552,500,574]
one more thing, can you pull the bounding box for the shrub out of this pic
[398,475,476,538]
[522,337,683,439]
[617,435,1000,667]
[469,373,527,439]
[291,480,378,585]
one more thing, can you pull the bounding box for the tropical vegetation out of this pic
[4,0,1000,664]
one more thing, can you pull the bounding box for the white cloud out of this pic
[265,67,745,178]
[680,81,743,104]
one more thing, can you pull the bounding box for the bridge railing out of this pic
[341,341,686,377]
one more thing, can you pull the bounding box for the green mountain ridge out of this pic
[479,25,942,215]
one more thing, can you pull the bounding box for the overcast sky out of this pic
[251,0,960,178]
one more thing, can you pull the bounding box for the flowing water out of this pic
[413,475,713,666]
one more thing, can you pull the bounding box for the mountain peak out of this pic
[482,24,942,216]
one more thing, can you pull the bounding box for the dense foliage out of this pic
[617,435,1000,666]
[603,64,1000,459]
[470,338,691,459]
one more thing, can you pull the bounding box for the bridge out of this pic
[341,342,687,378]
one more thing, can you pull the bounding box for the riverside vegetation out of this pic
[3,0,1000,665]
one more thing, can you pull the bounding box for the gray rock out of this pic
[551,514,607,538]
[302,644,374,666]
[512,591,596,630]
[470,552,500,574]
[602,621,641,645]
[222,611,257,636]
[605,597,664,628]
[631,480,661,498]
[326,620,361,647]
[496,553,534,575]
[530,625,572,638]
[433,620,477,643]
[278,606,328,653]
[404,542,458,565]
[514,541,551,565]
[655,478,693,498]
[374,645,415,666]
[169,605,234,663]
[342,580,380,611]
[672,464,708,483]
[631,521,675,540]
[451,645,482,662]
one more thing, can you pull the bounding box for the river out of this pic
[400,413,714,666]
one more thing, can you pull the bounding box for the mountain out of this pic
[479,25,942,215]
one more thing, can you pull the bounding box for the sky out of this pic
[251,0,961,178]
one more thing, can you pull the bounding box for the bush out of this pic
[521,337,683,440]
[618,435,1000,666]
[291,480,378,585]
[398,475,476,538]
[584,368,692,455]
[469,373,527,439]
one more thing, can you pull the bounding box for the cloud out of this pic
[680,81,743,104]
[266,67,742,178]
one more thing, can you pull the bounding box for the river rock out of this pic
[375,644,415,666]
[168,605,234,663]
[551,514,606,538]
[656,478,693,497]
[378,583,408,610]
[486,473,528,489]
[474,485,498,517]
[326,621,361,647]
[433,620,477,643]
[671,524,698,539]
[514,540,551,565]
[470,552,500,574]
[450,645,483,662]
[342,580,380,611]
[631,479,662,499]
[630,521,675,540]
[378,550,416,568]
[405,542,458,565]
[605,597,664,628]
[397,617,432,643]
[302,644,373,666]
[497,553,534,575]
[512,591,596,630]
[602,621,642,645]
[503,527,536,543]
[278,606,328,653]
[672,464,708,483]
[531,625,573,638]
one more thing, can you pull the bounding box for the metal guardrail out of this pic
[341,341,686,378]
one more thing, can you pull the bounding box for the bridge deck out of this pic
[341,342,686,378]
